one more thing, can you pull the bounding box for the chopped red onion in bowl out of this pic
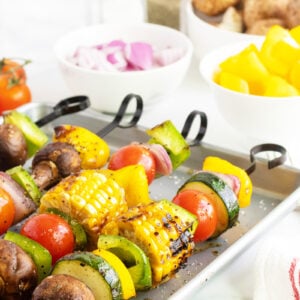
[124,42,153,70]
[67,39,184,72]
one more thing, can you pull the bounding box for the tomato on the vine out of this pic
[0,58,31,114]
[20,213,75,264]
[172,189,217,242]
[0,188,15,235]
[108,144,156,184]
[0,58,27,83]
[0,84,31,112]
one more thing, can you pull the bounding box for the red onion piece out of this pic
[0,172,36,224]
[107,39,126,48]
[124,42,153,70]
[154,47,185,66]
[135,142,173,176]
[217,173,241,196]
[106,49,128,70]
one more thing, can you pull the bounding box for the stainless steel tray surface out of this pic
[14,104,300,299]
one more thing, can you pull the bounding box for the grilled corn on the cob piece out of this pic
[39,169,128,245]
[53,124,110,169]
[107,200,198,286]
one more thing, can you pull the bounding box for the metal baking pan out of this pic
[11,103,300,299]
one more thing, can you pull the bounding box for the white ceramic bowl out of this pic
[53,23,193,113]
[199,40,300,153]
[183,0,257,60]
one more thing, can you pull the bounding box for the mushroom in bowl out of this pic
[183,0,300,60]
[182,0,258,60]
[199,24,300,160]
[53,23,193,114]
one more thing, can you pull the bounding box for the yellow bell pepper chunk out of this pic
[202,156,253,208]
[260,25,295,77]
[263,75,300,97]
[216,25,300,95]
[53,124,110,169]
[218,71,250,94]
[290,25,300,45]
[260,25,290,50]
[288,60,300,90]
[93,248,136,299]
[259,54,289,78]
[219,44,269,95]
[98,165,152,207]
[271,39,300,66]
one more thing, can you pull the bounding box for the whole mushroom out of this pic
[0,123,27,171]
[32,142,81,190]
[243,0,291,34]
[286,0,300,28]
[0,239,38,300]
[32,274,95,300]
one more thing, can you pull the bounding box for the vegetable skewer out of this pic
[0,94,288,299]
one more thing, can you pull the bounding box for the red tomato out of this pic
[20,213,75,264]
[172,189,217,242]
[0,83,31,113]
[0,188,15,235]
[108,144,156,184]
[0,58,31,114]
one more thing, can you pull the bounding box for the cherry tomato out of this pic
[20,213,75,264]
[0,188,15,235]
[172,189,217,242]
[108,144,156,184]
[0,83,31,113]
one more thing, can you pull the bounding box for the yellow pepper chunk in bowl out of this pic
[213,24,300,97]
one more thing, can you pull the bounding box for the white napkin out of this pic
[253,234,300,300]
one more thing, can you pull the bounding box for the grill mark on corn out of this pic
[170,230,193,256]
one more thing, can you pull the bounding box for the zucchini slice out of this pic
[93,248,136,299]
[52,251,122,300]
[179,171,239,238]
